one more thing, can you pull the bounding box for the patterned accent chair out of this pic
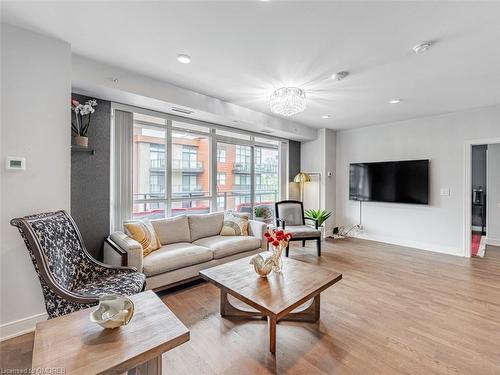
[11,210,146,318]
[275,200,322,257]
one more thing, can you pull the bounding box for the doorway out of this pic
[465,138,500,258]
[471,145,487,256]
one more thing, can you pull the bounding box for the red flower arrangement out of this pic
[264,228,292,248]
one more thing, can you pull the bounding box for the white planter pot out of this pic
[319,226,325,241]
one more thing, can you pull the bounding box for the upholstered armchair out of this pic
[11,210,146,318]
[275,200,322,257]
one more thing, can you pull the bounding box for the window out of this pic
[132,116,166,219]
[254,146,279,223]
[172,129,210,198]
[181,174,198,192]
[117,106,282,224]
[217,196,225,209]
[150,144,165,169]
[217,147,226,162]
[235,174,251,186]
[149,172,165,194]
[217,172,226,185]
[236,145,251,165]
[181,145,198,169]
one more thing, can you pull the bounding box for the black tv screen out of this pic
[349,160,429,204]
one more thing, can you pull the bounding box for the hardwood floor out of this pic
[2,238,500,374]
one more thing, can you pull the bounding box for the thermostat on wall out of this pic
[6,157,26,171]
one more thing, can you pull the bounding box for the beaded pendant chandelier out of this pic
[269,87,306,117]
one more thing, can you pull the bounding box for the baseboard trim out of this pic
[0,312,47,341]
[353,232,463,256]
[486,238,500,247]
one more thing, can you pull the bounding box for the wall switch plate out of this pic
[6,157,26,171]
[440,188,450,196]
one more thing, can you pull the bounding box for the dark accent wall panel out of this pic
[288,140,301,182]
[71,94,110,260]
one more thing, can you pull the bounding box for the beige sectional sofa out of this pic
[104,212,267,291]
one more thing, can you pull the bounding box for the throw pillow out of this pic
[220,211,249,236]
[123,219,161,256]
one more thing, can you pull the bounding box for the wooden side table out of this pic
[32,290,189,375]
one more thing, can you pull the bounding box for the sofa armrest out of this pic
[248,220,268,251]
[107,231,144,272]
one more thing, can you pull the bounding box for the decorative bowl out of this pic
[90,294,134,329]
[249,254,275,277]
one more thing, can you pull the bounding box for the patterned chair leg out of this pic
[285,244,290,257]
[317,238,321,256]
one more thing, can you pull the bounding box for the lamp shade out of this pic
[293,172,311,183]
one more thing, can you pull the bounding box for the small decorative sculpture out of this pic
[90,294,134,329]
[250,228,292,277]
[249,254,276,277]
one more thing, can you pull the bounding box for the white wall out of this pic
[487,144,500,244]
[301,128,336,234]
[0,24,71,339]
[336,105,500,256]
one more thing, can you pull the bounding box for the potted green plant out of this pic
[71,98,97,148]
[254,206,266,222]
[304,209,332,239]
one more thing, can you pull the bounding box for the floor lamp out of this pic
[293,172,311,202]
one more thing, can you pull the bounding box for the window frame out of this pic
[111,102,287,223]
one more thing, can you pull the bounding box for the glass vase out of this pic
[272,245,284,273]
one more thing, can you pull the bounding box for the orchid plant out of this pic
[71,98,97,137]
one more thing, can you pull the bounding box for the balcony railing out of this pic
[233,163,278,173]
[150,159,165,169]
[172,159,204,172]
[150,159,204,172]
[172,185,204,193]
[232,184,278,192]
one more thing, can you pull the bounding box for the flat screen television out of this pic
[349,159,429,204]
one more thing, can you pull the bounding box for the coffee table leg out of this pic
[268,315,277,354]
[220,289,228,317]
[128,355,162,374]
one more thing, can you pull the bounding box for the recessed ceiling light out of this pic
[388,99,403,104]
[321,115,331,119]
[177,54,191,64]
[412,41,433,54]
[331,71,349,81]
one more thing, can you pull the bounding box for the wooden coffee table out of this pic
[199,254,342,353]
[31,290,189,374]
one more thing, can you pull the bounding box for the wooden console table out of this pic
[31,290,189,374]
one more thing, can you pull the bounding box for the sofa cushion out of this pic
[193,235,261,259]
[142,242,212,276]
[123,219,161,256]
[151,215,190,245]
[188,212,224,242]
[220,212,249,236]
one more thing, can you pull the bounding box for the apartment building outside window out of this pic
[217,147,226,162]
[117,106,283,225]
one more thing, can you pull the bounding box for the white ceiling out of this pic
[2,1,500,130]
